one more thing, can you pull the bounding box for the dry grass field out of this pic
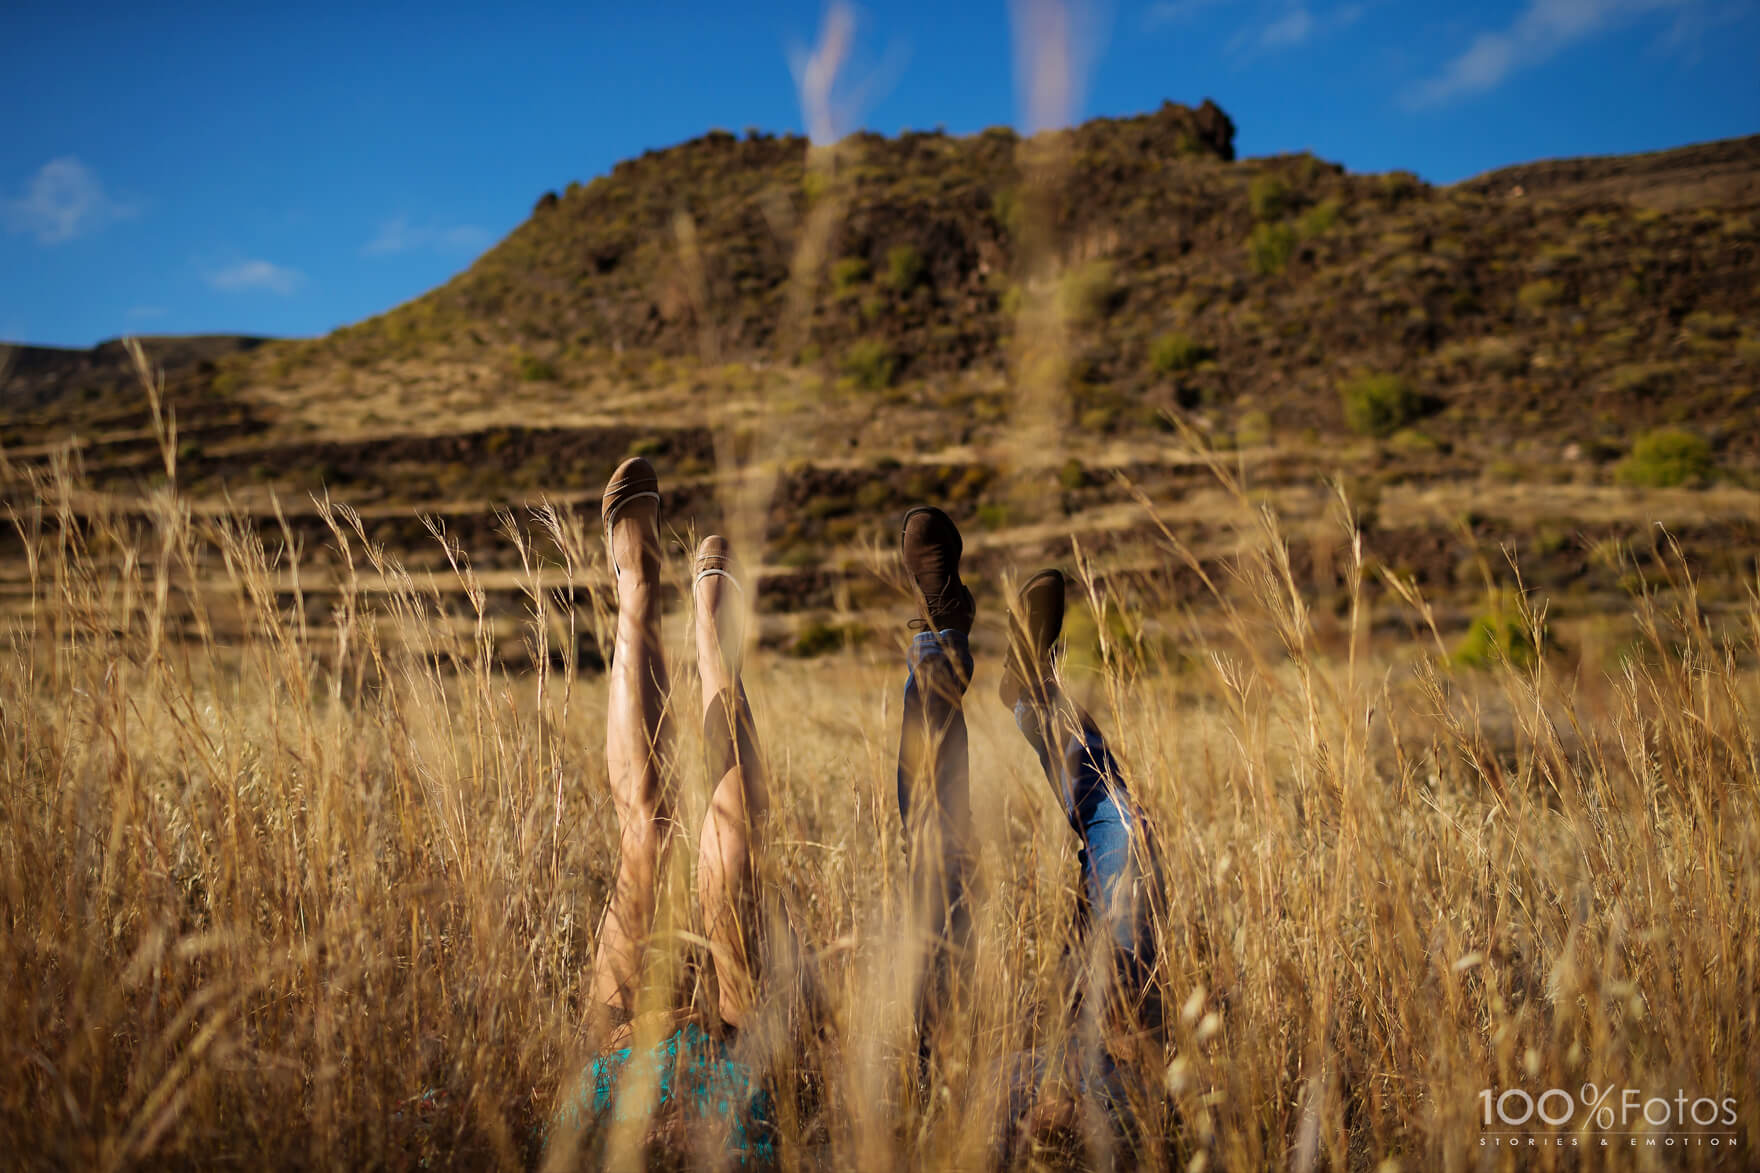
[2,404,1755,1168]
[3,31,1758,1166]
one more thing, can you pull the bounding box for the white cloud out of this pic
[1655,0,1751,60]
[1261,5,1314,45]
[1409,0,1688,107]
[1228,2,1361,56]
[125,305,167,321]
[206,259,304,295]
[362,215,491,257]
[2,156,137,245]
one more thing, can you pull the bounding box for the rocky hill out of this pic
[3,101,1757,664]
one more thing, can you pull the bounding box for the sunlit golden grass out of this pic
[5,5,1757,1165]
[3,425,1757,1168]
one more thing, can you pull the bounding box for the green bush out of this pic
[1235,410,1272,448]
[1388,428,1440,454]
[1340,372,1420,437]
[1078,405,1117,433]
[854,479,892,511]
[1060,260,1116,323]
[1248,174,1289,221]
[992,187,1022,237]
[1616,428,1715,488]
[886,245,924,293]
[1517,279,1562,311]
[841,339,896,390]
[1682,310,1739,340]
[517,354,557,382]
[1248,222,1296,275]
[1062,601,1156,675]
[1606,362,1676,397]
[1148,332,1212,375]
[790,619,866,658]
[831,256,870,293]
[1298,199,1339,237]
[803,493,852,520]
[1452,593,1542,670]
[975,501,1014,530]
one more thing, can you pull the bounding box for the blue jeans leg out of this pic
[1012,694,1155,981]
[897,628,975,951]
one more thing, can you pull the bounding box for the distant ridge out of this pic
[1455,133,1760,210]
[3,336,267,414]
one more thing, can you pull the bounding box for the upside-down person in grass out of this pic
[896,505,1167,1149]
[549,458,1162,1164]
[547,455,815,1166]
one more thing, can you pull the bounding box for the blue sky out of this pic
[4,0,1755,349]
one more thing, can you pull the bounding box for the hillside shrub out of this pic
[1452,592,1543,670]
[841,339,896,390]
[1299,199,1339,237]
[1063,600,1157,675]
[992,188,1022,237]
[1682,311,1739,340]
[1248,223,1296,275]
[1248,174,1289,221]
[1616,428,1715,487]
[854,479,892,511]
[831,257,870,294]
[790,619,866,657]
[975,502,1014,530]
[1606,366,1678,404]
[1517,279,1562,311]
[1236,410,1272,448]
[1060,260,1116,323]
[517,354,557,382]
[886,245,924,292]
[1437,335,1526,375]
[1149,332,1211,375]
[1340,372,1419,437]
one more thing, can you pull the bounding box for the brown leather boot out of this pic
[999,568,1065,709]
[899,506,976,635]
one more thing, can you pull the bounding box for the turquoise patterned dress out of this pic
[547,1020,777,1163]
